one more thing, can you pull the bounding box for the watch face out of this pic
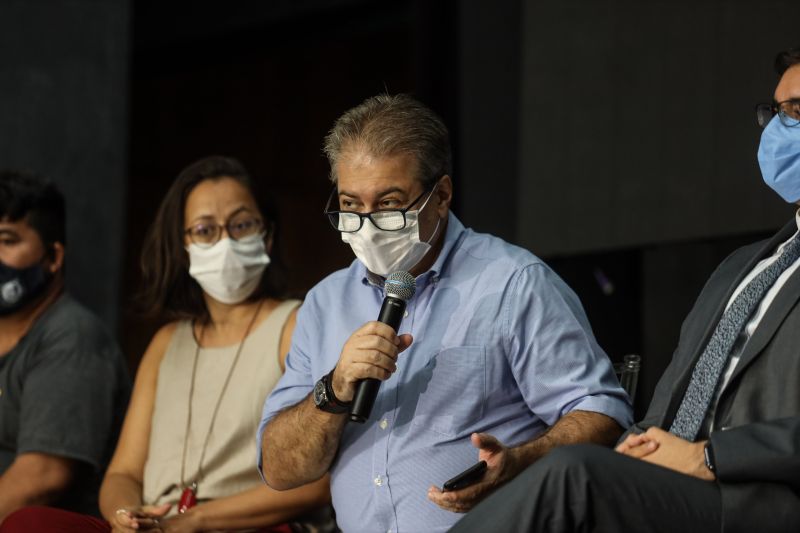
[313,379,327,407]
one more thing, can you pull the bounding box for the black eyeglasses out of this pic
[324,186,434,233]
[184,216,265,247]
[755,98,800,128]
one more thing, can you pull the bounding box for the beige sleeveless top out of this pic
[142,299,300,506]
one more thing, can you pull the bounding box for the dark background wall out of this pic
[517,1,793,254]
[2,0,799,417]
[0,0,129,328]
[120,0,458,362]
[454,0,800,416]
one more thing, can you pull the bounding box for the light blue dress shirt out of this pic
[258,213,631,533]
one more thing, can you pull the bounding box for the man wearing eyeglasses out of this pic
[257,94,632,532]
[448,47,800,533]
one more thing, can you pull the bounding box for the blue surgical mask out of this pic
[758,114,800,203]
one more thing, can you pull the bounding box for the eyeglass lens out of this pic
[756,100,800,128]
[778,100,800,126]
[331,210,407,232]
[756,104,774,128]
[187,216,262,245]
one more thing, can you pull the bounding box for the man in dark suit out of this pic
[447,47,800,533]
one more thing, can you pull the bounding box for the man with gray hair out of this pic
[258,94,631,532]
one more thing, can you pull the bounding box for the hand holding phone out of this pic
[442,460,487,491]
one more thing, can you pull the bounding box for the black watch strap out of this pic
[704,441,716,473]
[315,367,351,414]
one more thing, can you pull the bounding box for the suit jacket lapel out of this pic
[725,260,800,387]
[663,221,797,425]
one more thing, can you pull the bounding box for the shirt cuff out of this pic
[563,394,633,429]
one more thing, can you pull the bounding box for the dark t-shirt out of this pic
[0,293,131,514]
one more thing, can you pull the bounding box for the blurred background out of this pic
[1,0,799,418]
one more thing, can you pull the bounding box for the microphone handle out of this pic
[349,296,407,423]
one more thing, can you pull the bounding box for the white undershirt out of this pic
[701,209,800,436]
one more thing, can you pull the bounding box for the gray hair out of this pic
[323,94,452,189]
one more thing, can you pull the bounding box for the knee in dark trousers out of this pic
[453,443,726,533]
[452,445,605,533]
[535,443,603,478]
[525,444,603,528]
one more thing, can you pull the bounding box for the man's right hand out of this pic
[331,321,413,402]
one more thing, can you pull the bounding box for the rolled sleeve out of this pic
[503,264,633,429]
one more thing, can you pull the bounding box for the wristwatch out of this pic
[313,367,351,414]
[703,441,716,473]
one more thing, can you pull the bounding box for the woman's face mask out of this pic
[186,234,270,304]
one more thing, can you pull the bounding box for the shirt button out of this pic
[403,310,409,318]
[374,475,383,487]
[379,419,388,430]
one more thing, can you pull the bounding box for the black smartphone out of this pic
[442,460,487,491]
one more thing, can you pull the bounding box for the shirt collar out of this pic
[771,208,800,256]
[361,211,466,287]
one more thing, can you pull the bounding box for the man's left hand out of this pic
[616,427,715,481]
[427,433,521,513]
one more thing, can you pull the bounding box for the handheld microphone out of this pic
[349,271,416,423]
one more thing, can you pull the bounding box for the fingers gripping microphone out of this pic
[349,271,416,423]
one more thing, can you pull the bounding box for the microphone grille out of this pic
[384,271,416,301]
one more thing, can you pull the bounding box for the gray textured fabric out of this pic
[0,293,130,515]
[670,233,800,441]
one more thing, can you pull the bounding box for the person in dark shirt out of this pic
[0,170,130,521]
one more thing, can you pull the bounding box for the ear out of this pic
[46,242,65,275]
[434,175,453,218]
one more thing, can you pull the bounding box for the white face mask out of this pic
[341,190,441,277]
[186,234,270,304]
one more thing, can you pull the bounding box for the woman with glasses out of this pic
[0,156,332,532]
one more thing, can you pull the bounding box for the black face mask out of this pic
[0,260,50,315]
